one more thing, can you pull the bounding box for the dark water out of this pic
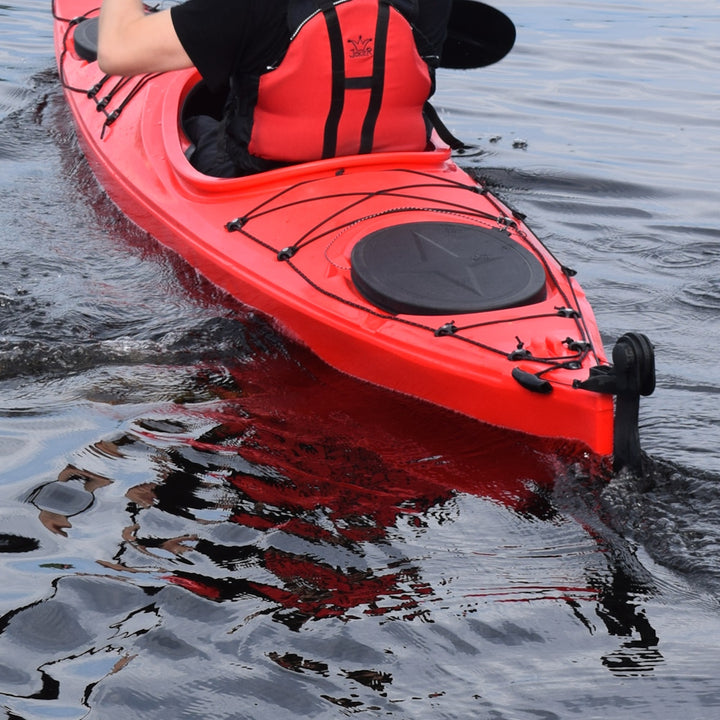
[2,1,719,718]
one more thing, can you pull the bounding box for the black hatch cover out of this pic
[73,17,99,63]
[350,221,546,315]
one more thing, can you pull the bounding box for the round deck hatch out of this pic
[350,221,546,315]
[73,17,99,63]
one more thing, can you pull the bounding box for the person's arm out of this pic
[97,0,193,76]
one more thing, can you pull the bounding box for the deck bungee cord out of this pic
[224,173,596,374]
[54,3,162,135]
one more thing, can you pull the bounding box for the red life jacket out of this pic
[247,0,433,162]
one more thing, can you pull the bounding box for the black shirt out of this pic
[171,0,289,92]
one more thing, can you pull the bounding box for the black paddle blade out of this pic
[441,0,516,69]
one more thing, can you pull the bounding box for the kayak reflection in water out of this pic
[19,354,557,629]
[97,426,455,628]
[23,358,661,662]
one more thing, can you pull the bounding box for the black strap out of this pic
[358,1,390,153]
[423,101,471,151]
[322,3,345,158]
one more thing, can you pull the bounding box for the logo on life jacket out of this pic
[347,35,374,58]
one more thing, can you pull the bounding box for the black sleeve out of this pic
[171,0,245,90]
[416,0,453,64]
[171,0,289,92]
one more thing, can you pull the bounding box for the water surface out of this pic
[1,2,719,719]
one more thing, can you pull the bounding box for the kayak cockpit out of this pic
[166,68,457,194]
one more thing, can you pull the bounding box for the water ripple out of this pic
[600,458,720,598]
[679,279,720,312]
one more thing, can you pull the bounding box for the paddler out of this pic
[98,0,452,176]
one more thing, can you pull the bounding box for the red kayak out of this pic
[52,0,654,470]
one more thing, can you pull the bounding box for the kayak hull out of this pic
[53,0,615,457]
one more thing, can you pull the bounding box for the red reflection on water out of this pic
[45,343,601,626]
[137,347,593,625]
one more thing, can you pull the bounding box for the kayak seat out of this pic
[350,221,547,315]
[180,81,237,171]
[181,80,226,126]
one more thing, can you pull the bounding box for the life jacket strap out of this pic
[321,1,345,157]
[322,0,392,157]
[358,0,390,153]
[423,101,471,151]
